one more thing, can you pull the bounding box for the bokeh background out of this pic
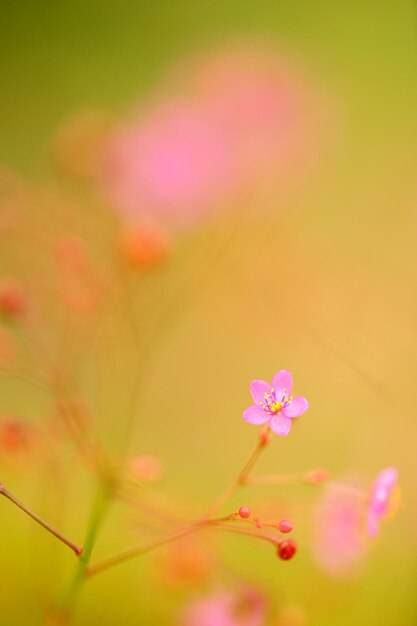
[0,1,416,625]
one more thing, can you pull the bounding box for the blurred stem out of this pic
[87,520,206,578]
[54,483,109,624]
[326,482,367,499]
[246,473,306,486]
[203,426,271,518]
[86,515,277,578]
[247,469,328,486]
[0,484,81,556]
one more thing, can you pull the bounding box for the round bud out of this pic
[259,431,269,446]
[119,219,171,271]
[278,539,297,561]
[238,506,251,519]
[0,282,26,318]
[278,519,293,534]
[305,469,329,486]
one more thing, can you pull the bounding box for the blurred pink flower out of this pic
[313,483,366,577]
[101,44,322,227]
[243,370,309,437]
[193,45,316,181]
[102,100,237,227]
[181,587,266,626]
[367,467,399,538]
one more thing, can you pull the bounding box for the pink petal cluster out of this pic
[101,45,318,228]
[194,46,311,179]
[313,483,367,577]
[180,587,266,626]
[367,467,399,538]
[102,100,237,228]
[243,370,309,437]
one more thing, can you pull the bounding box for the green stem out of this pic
[53,484,109,624]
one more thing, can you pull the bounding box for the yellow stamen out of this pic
[270,402,282,413]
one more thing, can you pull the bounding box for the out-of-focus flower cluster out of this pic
[53,42,324,237]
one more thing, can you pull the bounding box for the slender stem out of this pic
[86,516,277,578]
[203,426,271,518]
[246,471,314,486]
[0,484,81,556]
[211,523,279,547]
[87,522,205,578]
[54,484,109,623]
[326,482,367,499]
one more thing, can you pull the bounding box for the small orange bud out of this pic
[305,469,329,486]
[129,454,163,483]
[119,219,171,271]
[259,430,270,446]
[0,281,26,318]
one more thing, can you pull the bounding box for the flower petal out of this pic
[269,414,292,437]
[272,370,293,399]
[367,511,379,538]
[376,467,398,489]
[282,396,309,418]
[250,379,271,404]
[243,404,269,425]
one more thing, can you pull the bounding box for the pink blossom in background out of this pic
[100,44,322,228]
[367,467,399,538]
[313,483,366,577]
[243,370,309,436]
[181,587,266,626]
[102,100,238,227]
[194,45,313,180]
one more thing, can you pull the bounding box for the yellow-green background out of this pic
[0,1,416,625]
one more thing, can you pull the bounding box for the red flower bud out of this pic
[0,281,26,318]
[278,539,297,561]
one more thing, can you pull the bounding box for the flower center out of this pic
[270,401,282,413]
[259,388,292,415]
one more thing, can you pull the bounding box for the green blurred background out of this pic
[0,1,416,625]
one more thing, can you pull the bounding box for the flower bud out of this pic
[119,219,171,271]
[277,539,297,560]
[278,519,293,534]
[305,469,329,486]
[0,281,26,318]
[238,506,251,519]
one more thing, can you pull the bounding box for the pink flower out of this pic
[243,370,309,437]
[313,482,367,577]
[367,467,399,538]
[195,46,311,180]
[180,587,266,626]
[102,100,237,228]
